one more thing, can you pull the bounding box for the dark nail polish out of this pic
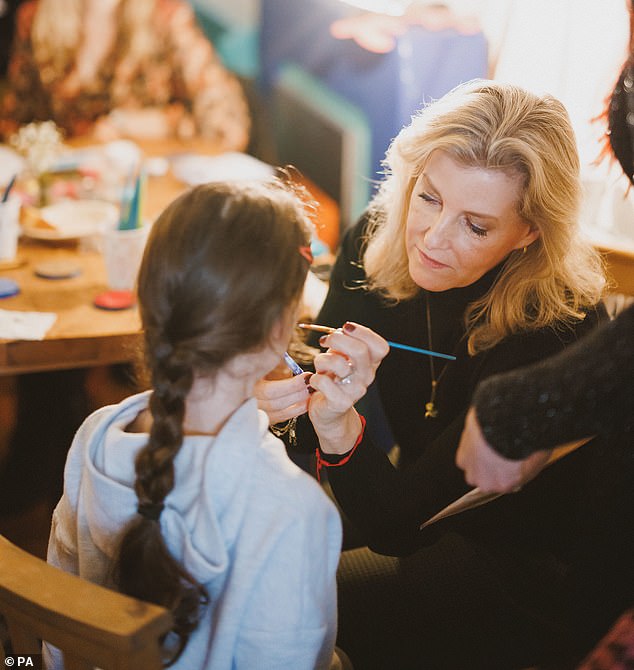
[343,322,356,333]
[304,373,313,386]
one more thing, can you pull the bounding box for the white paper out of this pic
[0,309,57,340]
[420,436,593,529]
[420,489,502,529]
[170,152,274,186]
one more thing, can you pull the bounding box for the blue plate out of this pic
[0,278,19,298]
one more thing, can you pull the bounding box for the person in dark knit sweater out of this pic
[454,16,634,669]
[456,303,634,492]
[256,79,632,670]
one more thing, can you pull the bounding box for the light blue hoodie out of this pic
[46,391,342,669]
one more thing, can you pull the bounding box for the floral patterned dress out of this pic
[0,0,250,151]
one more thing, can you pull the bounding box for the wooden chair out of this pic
[0,534,172,670]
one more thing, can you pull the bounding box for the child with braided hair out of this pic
[44,180,343,669]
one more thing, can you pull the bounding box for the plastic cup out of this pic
[103,224,150,291]
[0,197,21,262]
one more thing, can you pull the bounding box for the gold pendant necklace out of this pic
[424,293,444,419]
[424,380,439,419]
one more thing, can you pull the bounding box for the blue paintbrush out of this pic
[298,323,457,361]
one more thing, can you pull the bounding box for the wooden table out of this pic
[0,241,142,374]
[0,139,340,376]
[0,138,181,375]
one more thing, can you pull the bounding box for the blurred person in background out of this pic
[332,0,631,240]
[0,1,24,79]
[0,0,250,150]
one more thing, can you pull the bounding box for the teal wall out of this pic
[190,1,260,78]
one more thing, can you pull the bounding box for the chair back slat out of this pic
[0,535,173,670]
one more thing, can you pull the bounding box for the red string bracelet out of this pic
[315,415,366,482]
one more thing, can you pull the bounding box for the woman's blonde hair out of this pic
[31,0,158,99]
[364,79,605,354]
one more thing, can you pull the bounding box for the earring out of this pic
[522,246,527,254]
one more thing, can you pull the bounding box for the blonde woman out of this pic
[0,0,250,149]
[256,80,627,669]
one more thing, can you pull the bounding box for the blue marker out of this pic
[283,352,304,375]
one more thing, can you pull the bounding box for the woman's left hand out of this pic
[308,322,389,454]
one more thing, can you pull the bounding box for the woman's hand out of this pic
[255,372,312,425]
[93,107,177,142]
[456,407,552,493]
[308,322,389,454]
[329,13,407,54]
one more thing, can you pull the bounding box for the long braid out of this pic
[114,339,207,663]
[136,340,191,507]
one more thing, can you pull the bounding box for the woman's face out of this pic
[405,151,539,292]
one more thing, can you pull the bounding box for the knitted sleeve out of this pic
[474,304,634,459]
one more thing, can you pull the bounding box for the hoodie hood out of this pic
[78,391,269,586]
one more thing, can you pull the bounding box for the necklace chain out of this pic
[424,292,448,419]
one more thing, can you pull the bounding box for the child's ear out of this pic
[273,301,302,342]
[270,315,286,342]
[270,308,294,346]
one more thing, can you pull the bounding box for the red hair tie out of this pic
[299,245,313,263]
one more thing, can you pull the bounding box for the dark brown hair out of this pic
[606,2,634,185]
[113,179,312,662]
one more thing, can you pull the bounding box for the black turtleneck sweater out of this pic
[302,216,633,642]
